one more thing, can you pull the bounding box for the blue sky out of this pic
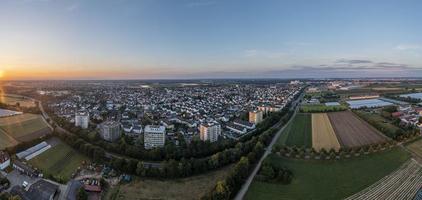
[1,0,422,79]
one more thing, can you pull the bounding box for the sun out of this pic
[0,70,4,78]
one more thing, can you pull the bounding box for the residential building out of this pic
[0,151,10,170]
[99,121,121,142]
[249,110,263,124]
[200,123,221,143]
[144,125,166,149]
[75,111,89,129]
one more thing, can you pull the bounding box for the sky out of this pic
[1,0,422,80]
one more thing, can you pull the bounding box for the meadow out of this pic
[29,140,89,182]
[106,165,233,200]
[245,147,410,200]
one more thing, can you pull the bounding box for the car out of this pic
[22,181,28,188]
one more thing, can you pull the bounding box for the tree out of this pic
[213,181,230,199]
[77,188,88,200]
[260,164,275,180]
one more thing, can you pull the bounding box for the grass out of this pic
[300,104,347,113]
[29,140,89,182]
[277,113,312,148]
[106,166,233,200]
[406,138,422,158]
[245,147,410,200]
[0,114,50,141]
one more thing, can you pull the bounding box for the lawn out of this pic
[245,147,410,200]
[0,114,51,142]
[106,166,232,200]
[29,140,89,182]
[277,113,312,148]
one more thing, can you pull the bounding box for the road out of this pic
[234,93,303,200]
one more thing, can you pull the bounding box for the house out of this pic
[13,160,39,177]
[0,151,10,170]
[233,119,255,130]
[11,180,59,200]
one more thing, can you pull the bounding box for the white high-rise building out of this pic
[199,123,221,143]
[99,121,121,142]
[144,125,166,149]
[75,111,89,129]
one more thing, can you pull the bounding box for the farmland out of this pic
[354,110,402,139]
[345,159,422,200]
[245,147,410,200]
[311,113,340,151]
[0,129,18,149]
[106,165,232,200]
[0,113,51,142]
[406,139,422,159]
[0,94,35,107]
[328,111,387,147]
[277,113,312,148]
[28,139,89,182]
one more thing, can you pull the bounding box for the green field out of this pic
[0,114,50,142]
[277,113,312,148]
[29,140,89,182]
[300,104,347,113]
[245,147,410,200]
[354,110,402,138]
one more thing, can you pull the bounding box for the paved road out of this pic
[234,93,303,200]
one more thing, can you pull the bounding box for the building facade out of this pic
[144,125,166,149]
[75,111,89,129]
[249,110,263,124]
[99,121,121,142]
[199,123,221,143]
[0,151,10,170]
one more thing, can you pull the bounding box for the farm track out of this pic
[328,111,387,148]
[345,159,422,200]
[311,113,340,151]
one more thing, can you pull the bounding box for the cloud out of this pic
[395,44,421,51]
[66,3,79,12]
[243,49,286,59]
[186,0,216,7]
[335,59,373,64]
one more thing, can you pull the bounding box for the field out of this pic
[0,113,51,142]
[406,139,422,159]
[0,129,18,149]
[328,111,387,147]
[106,166,232,200]
[277,113,312,148]
[354,110,402,139]
[245,147,410,200]
[311,113,340,151]
[28,139,89,181]
[0,95,35,107]
[345,159,422,200]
